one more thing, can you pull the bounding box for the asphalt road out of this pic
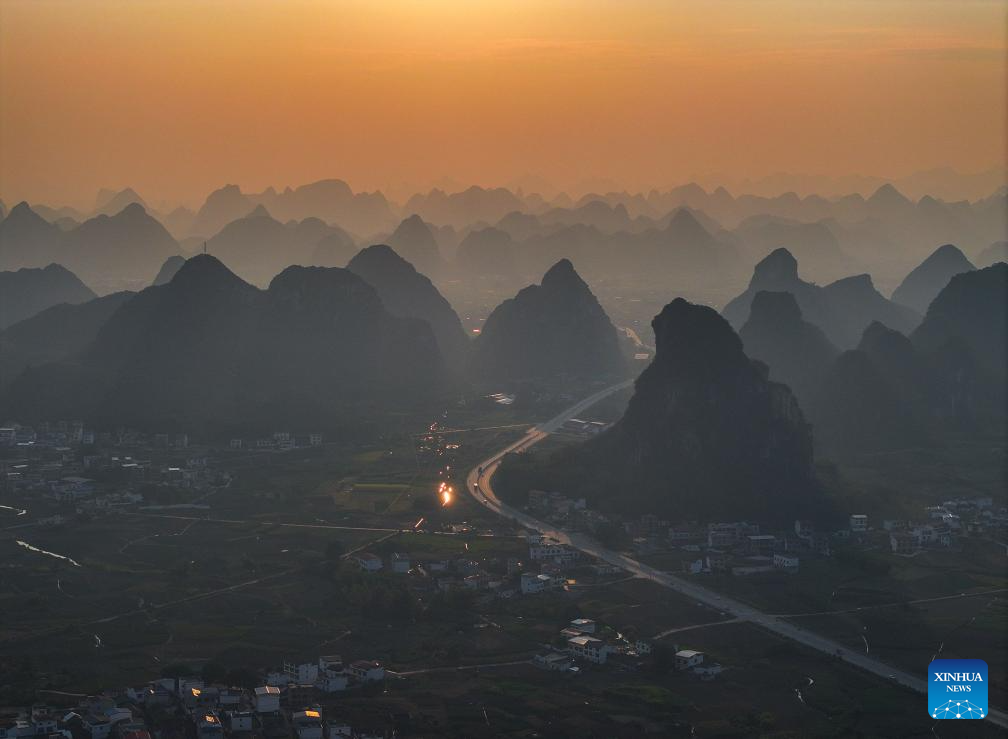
[464,381,1008,729]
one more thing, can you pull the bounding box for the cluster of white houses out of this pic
[351,533,583,598]
[0,654,391,739]
[228,431,323,451]
[533,616,723,681]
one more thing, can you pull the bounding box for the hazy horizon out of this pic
[2,0,1005,209]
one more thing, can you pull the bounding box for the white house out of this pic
[82,715,112,739]
[567,636,610,664]
[224,712,253,733]
[317,671,347,693]
[675,650,705,670]
[772,553,799,571]
[890,532,918,554]
[520,572,545,594]
[568,618,596,634]
[253,686,280,713]
[390,553,411,573]
[355,553,383,572]
[316,655,347,692]
[292,711,323,739]
[794,520,813,539]
[319,655,343,672]
[347,660,385,682]
[850,514,868,532]
[693,663,723,681]
[285,661,319,684]
[534,652,573,671]
[265,671,287,688]
[195,714,223,739]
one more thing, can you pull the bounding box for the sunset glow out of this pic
[1,0,1004,207]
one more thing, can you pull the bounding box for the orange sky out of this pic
[1,0,1005,208]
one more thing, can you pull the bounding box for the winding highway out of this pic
[465,381,1008,729]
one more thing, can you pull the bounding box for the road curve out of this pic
[464,381,1008,730]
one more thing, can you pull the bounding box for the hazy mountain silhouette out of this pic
[469,259,624,383]
[739,291,839,409]
[204,206,352,285]
[455,226,517,277]
[387,215,445,278]
[2,255,447,430]
[310,227,358,267]
[0,291,134,389]
[891,244,975,314]
[539,200,632,233]
[811,347,924,455]
[820,274,920,348]
[347,244,469,362]
[496,211,545,242]
[499,298,818,521]
[152,255,187,286]
[253,179,397,235]
[161,206,197,239]
[0,202,64,270]
[976,241,1007,268]
[866,183,915,219]
[723,248,920,349]
[911,262,1007,384]
[63,203,179,289]
[404,186,525,228]
[733,215,851,279]
[0,263,96,329]
[857,321,942,419]
[94,187,146,217]
[190,184,255,237]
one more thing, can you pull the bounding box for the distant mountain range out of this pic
[739,290,839,410]
[469,259,625,384]
[5,176,1004,294]
[0,291,134,390]
[723,248,920,349]
[497,298,821,522]
[0,263,96,329]
[891,244,975,315]
[202,205,356,286]
[1,255,448,431]
[347,244,469,362]
[733,258,1006,455]
[0,202,178,291]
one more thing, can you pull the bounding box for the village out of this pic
[2,411,1006,737]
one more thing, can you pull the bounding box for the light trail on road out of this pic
[463,381,1008,730]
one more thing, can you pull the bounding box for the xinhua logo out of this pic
[929,659,988,719]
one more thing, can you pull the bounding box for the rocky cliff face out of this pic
[910,262,1007,422]
[468,259,625,384]
[529,298,818,521]
[911,262,1007,381]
